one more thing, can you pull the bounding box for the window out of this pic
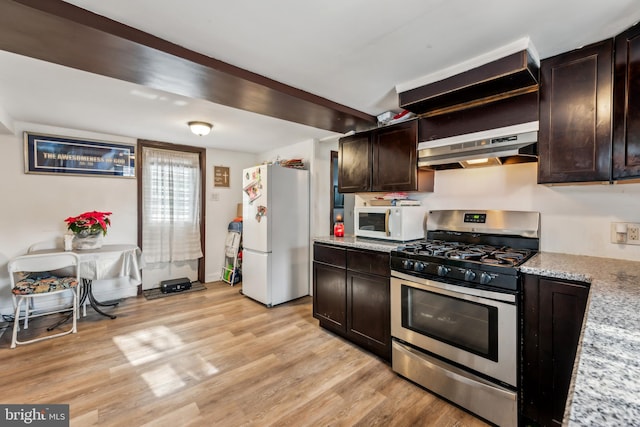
[142,147,203,263]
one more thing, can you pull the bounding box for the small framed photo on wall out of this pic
[214,166,230,188]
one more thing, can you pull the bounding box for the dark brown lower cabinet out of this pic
[522,274,589,426]
[346,270,390,357]
[313,262,346,330]
[312,243,391,361]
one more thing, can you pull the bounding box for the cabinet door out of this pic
[538,40,613,184]
[522,275,589,426]
[312,262,346,332]
[338,133,371,193]
[346,270,390,360]
[372,120,418,192]
[613,22,640,180]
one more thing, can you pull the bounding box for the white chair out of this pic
[26,238,85,319]
[8,252,80,348]
[28,238,63,253]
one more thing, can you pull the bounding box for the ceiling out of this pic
[0,0,639,153]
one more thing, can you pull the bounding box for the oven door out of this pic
[390,271,517,387]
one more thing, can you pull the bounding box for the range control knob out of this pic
[464,270,476,281]
[437,265,450,277]
[414,262,426,272]
[402,259,414,270]
[480,272,493,285]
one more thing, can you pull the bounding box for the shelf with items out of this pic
[221,221,242,285]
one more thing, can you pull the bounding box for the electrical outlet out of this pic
[611,222,640,245]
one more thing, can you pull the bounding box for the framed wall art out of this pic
[24,132,136,178]
[214,166,230,188]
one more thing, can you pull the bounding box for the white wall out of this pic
[312,138,337,240]
[204,148,258,283]
[0,103,13,135]
[356,162,640,261]
[257,139,314,167]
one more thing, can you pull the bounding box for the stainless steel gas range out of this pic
[390,210,540,427]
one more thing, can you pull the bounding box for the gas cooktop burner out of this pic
[396,240,532,267]
[446,250,485,261]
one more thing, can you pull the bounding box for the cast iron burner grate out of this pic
[397,241,532,267]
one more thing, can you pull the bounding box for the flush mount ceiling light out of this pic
[188,121,213,136]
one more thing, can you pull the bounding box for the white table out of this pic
[75,244,144,319]
[72,244,144,283]
[31,244,144,319]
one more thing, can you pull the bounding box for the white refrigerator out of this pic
[241,164,309,306]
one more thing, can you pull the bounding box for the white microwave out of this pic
[354,206,426,241]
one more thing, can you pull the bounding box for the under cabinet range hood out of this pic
[418,121,539,169]
[397,39,541,169]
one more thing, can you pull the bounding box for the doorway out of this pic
[330,151,354,235]
[137,140,206,289]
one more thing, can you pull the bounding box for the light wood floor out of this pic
[0,282,489,427]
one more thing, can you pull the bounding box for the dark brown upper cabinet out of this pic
[372,120,419,192]
[338,120,434,193]
[338,132,372,192]
[613,22,640,181]
[538,39,614,184]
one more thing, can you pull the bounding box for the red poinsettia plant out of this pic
[64,211,112,236]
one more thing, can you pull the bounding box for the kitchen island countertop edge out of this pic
[520,252,640,426]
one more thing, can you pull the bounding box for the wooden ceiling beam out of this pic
[0,0,376,133]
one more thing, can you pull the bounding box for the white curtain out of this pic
[142,147,203,263]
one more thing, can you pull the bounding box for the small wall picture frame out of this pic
[214,166,230,188]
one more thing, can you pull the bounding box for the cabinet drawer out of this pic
[347,249,390,277]
[313,244,346,268]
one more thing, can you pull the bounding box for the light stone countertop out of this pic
[313,235,412,253]
[520,252,640,426]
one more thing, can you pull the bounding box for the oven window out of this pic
[401,285,499,361]
[358,212,386,232]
